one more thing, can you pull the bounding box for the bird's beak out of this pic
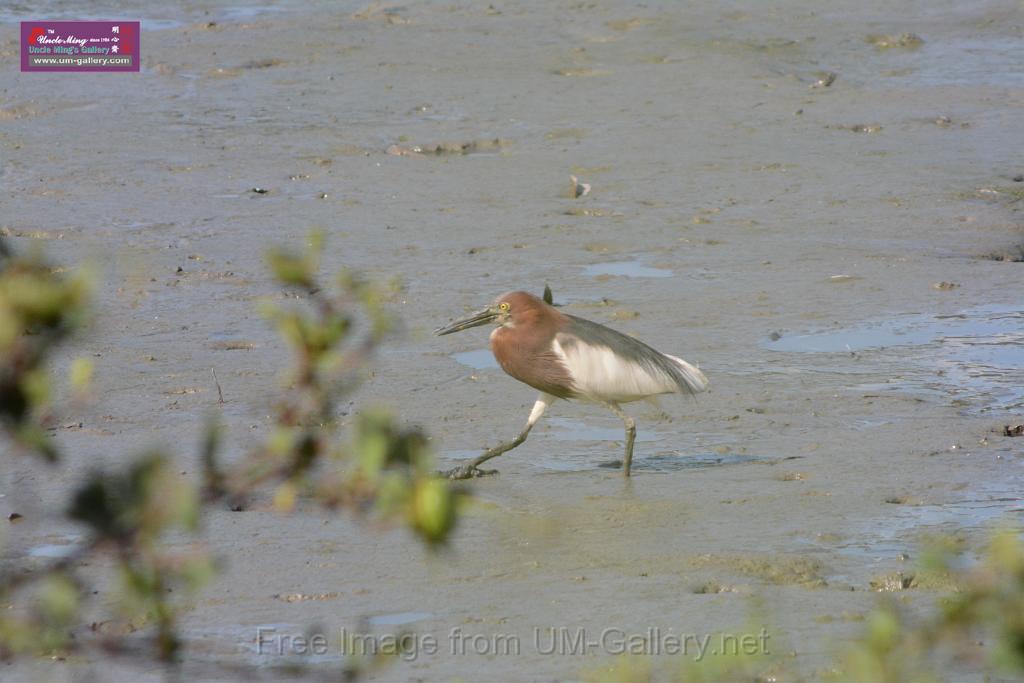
[434,307,498,336]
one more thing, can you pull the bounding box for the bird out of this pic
[435,290,708,479]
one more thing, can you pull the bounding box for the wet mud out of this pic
[1,1,1023,681]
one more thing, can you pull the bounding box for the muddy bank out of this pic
[1,0,1022,680]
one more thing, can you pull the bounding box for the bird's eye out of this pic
[499,302,510,312]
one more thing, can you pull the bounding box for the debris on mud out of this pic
[932,281,959,290]
[240,58,283,70]
[827,123,883,133]
[274,592,341,603]
[692,581,742,594]
[809,71,837,89]
[553,67,609,77]
[981,246,1024,262]
[606,17,655,32]
[386,138,510,156]
[609,309,640,321]
[885,494,923,505]
[351,2,410,24]
[1004,424,1024,437]
[689,553,827,588]
[866,33,924,49]
[569,175,591,198]
[870,571,915,592]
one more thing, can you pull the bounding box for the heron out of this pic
[435,290,708,479]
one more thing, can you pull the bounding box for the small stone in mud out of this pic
[251,187,269,194]
[8,512,23,522]
[809,71,836,89]
[1013,175,1024,183]
[884,494,922,505]
[1004,424,1024,437]
[569,175,591,198]
[932,281,959,290]
[769,331,782,341]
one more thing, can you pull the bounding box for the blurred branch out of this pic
[0,233,461,674]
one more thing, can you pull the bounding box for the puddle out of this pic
[218,6,290,23]
[450,349,498,370]
[582,259,673,279]
[188,613,431,666]
[188,622,345,664]
[531,450,758,473]
[28,535,83,558]
[0,4,296,35]
[765,305,1024,413]
[0,9,184,30]
[367,611,432,627]
[545,416,659,443]
[897,37,1024,89]
[798,471,1024,588]
[444,417,751,473]
[444,447,758,473]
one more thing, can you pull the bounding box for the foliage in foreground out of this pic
[583,531,1024,682]
[0,233,460,669]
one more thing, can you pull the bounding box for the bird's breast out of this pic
[490,327,576,399]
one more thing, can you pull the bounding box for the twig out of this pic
[211,368,224,404]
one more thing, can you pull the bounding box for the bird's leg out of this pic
[603,402,636,477]
[443,393,553,480]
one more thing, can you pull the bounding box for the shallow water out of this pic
[582,259,674,279]
[3,1,1023,681]
[367,611,433,627]
[27,536,82,558]
[765,304,1024,413]
[450,349,498,370]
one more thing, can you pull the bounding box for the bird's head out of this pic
[435,291,546,336]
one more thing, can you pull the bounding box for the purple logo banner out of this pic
[21,21,140,72]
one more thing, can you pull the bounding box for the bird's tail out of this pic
[665,354,709,394]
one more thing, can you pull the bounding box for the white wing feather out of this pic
[553,337,706,403]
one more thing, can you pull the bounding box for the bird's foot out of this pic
[440,464,499,480]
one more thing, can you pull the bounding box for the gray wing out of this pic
[562,315,705,395]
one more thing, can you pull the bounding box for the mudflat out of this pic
[2,1,1022,680]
